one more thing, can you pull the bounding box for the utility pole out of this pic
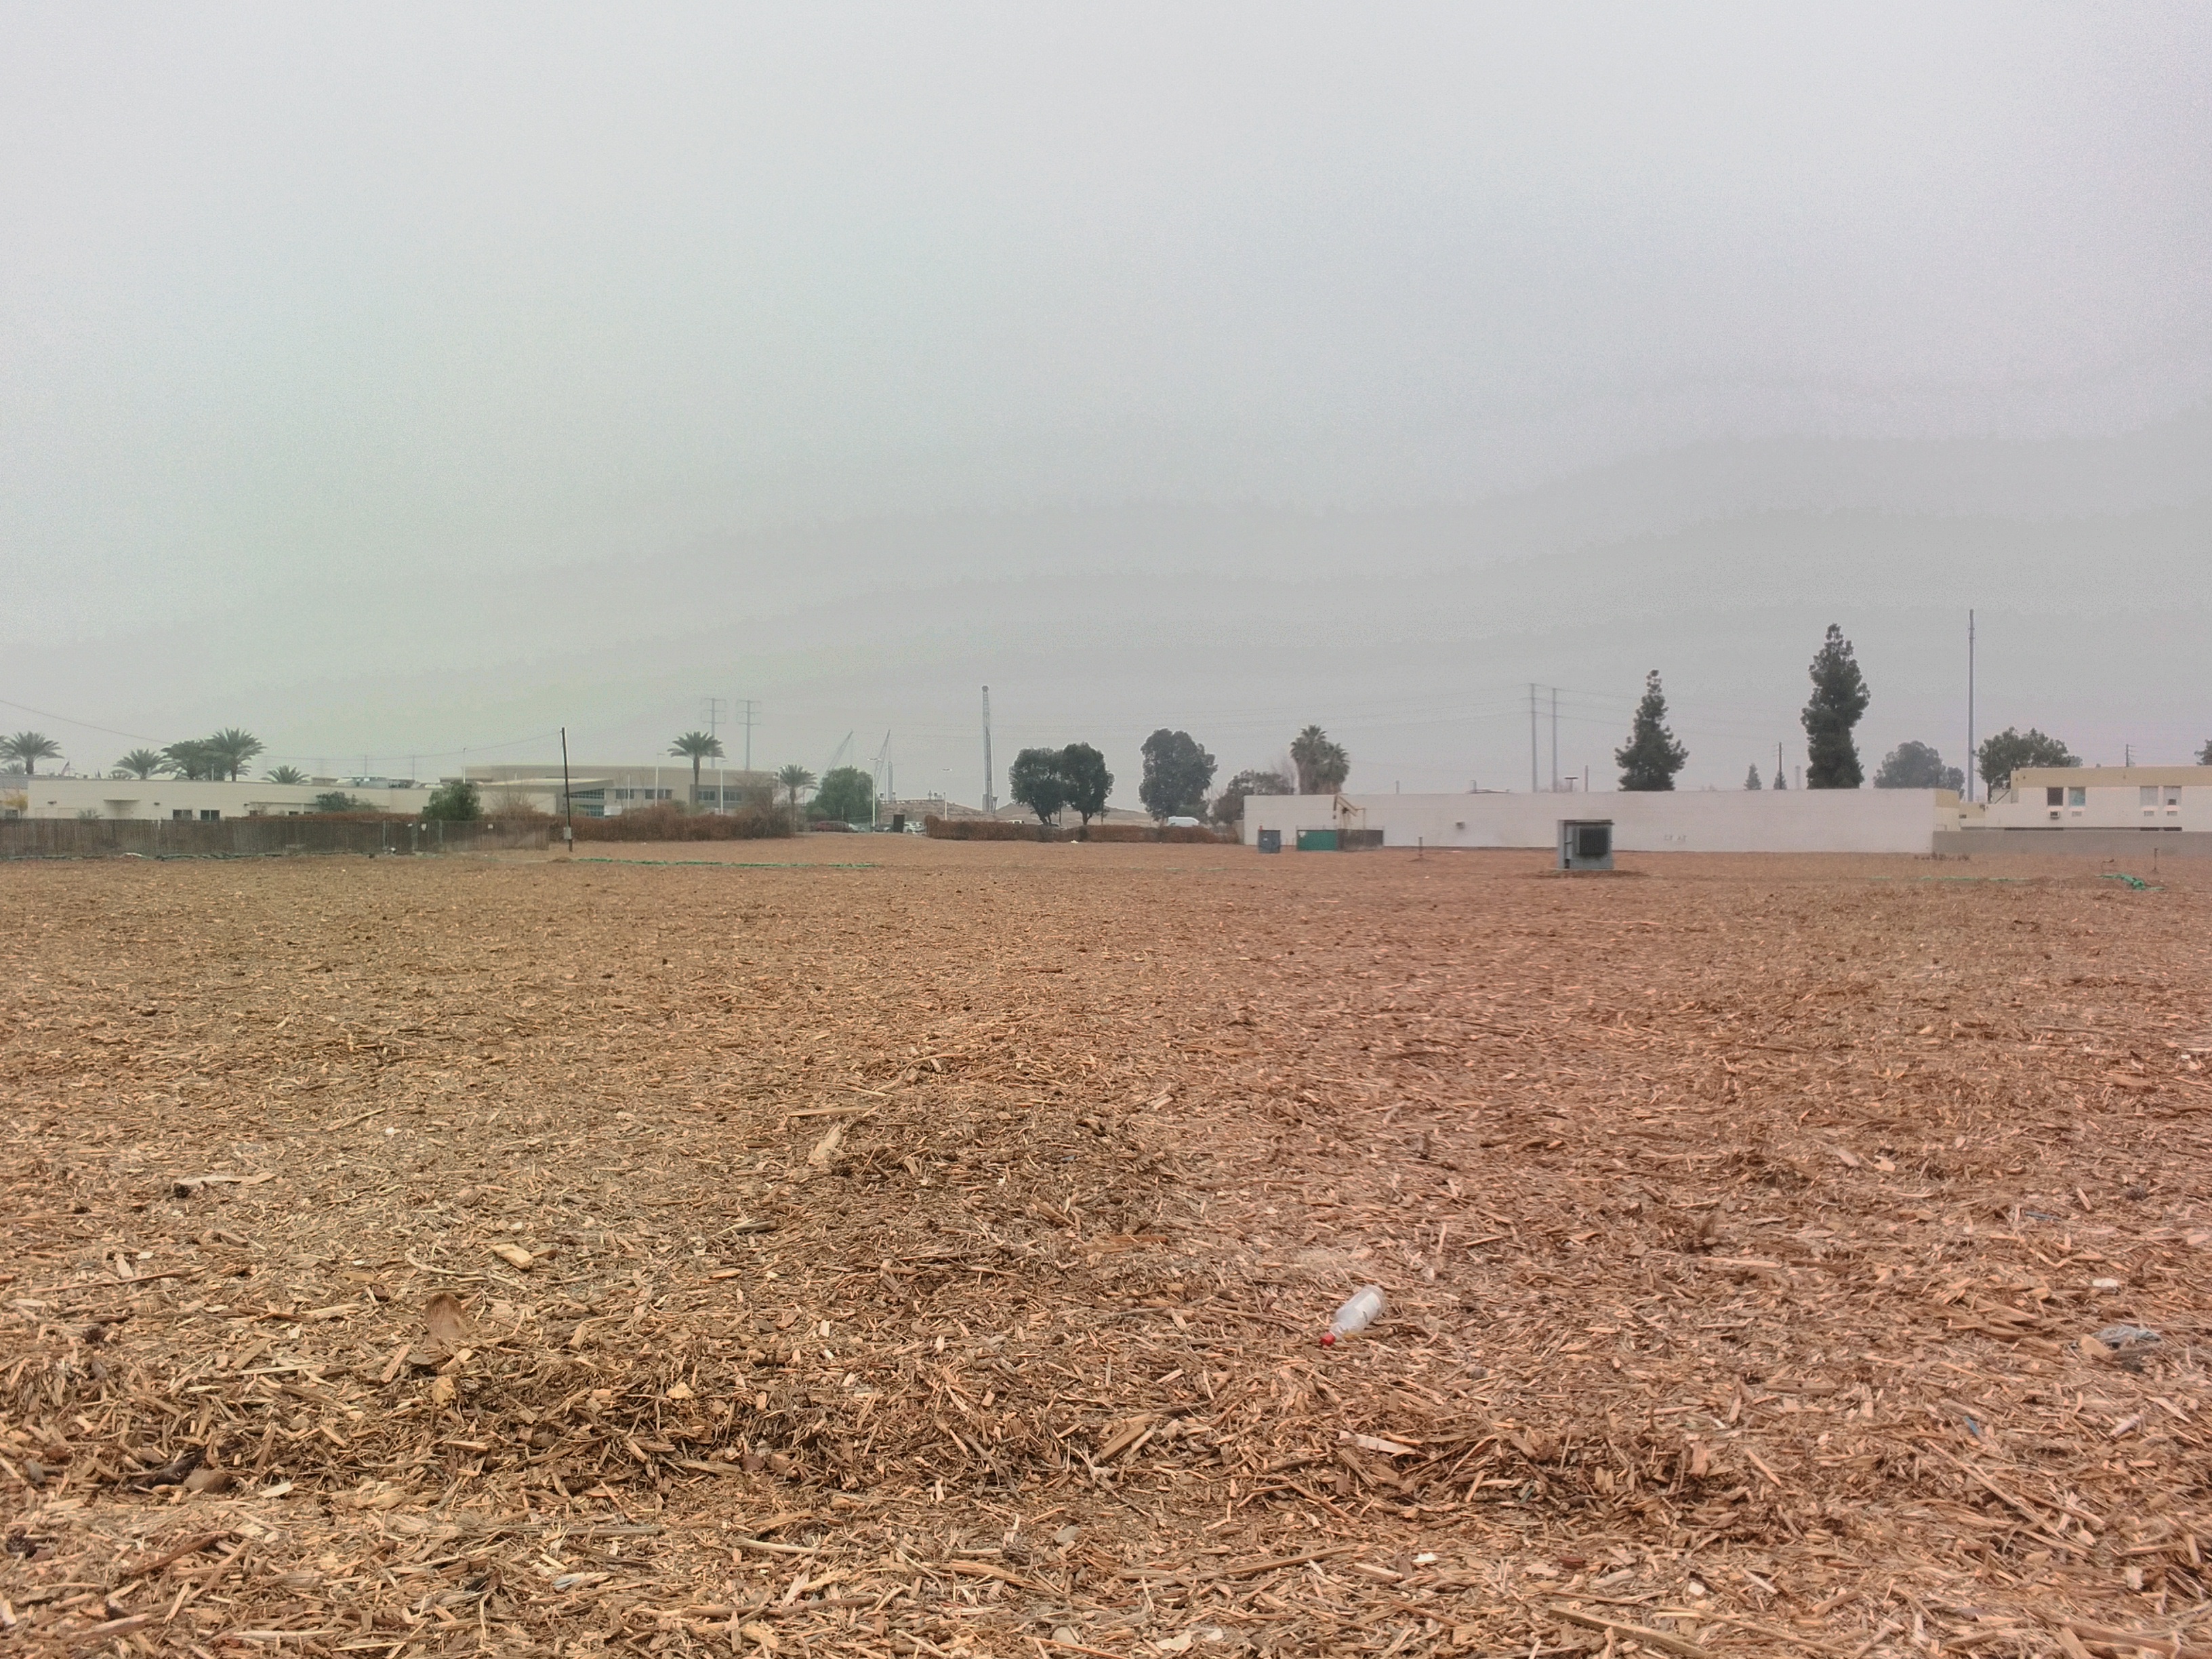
[735,698,758,775]
[1550,687,1559,792]
[559,726,574,851]
[1965,609,1975,803]
[1529,684,1538,793]
[701,697,726,811]
[981,687,996,815]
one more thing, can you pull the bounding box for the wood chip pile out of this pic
[3,842,2210,1658]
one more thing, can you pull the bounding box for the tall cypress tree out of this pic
[1615,671,1688,791]
[1801,624,1870,788]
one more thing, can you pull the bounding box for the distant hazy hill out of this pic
[11,407,2208,788]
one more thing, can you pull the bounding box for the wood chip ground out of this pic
[4,840,2210,1657]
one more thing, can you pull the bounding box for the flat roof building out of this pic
[0,775,428,821]
[1980,766,2207,832]
[461,763,775,818]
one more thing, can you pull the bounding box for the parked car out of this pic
[1164,815,1202,828]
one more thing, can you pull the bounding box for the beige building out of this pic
[1980,766,2209,832]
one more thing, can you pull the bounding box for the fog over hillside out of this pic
[11,411,2207,796]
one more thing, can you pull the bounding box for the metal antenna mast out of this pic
[981,687,996,814]
[1550,687,1559,792]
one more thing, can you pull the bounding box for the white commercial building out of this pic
[462,763,773,817]
[0,775,430,822]
[1242,788,1967,855]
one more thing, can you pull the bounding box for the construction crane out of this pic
[823,731,854,778]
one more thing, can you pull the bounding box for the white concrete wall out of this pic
[1241,795,1344,844]
[3,777,430,821]
[1244,789,1950,854]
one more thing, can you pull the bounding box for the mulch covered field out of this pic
[5,840,2212,1659]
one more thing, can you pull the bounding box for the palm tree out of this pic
[775,764,816,825]
[115,747,165,779]
[207,729,264,781]
[2,732,63,777]
[1288,724,1350,794]
[161,739,218,779]
[266,764,307,785]
[669,730,726,806]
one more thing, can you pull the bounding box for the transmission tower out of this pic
[735,699,758,773]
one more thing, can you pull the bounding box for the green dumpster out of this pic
[1295,828,1339,852]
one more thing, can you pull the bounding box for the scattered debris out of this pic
[422,1290,472,1349]
[1321,1285,1387,1347]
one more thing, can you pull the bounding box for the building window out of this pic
[199,809,221,821]
[2142,785,2159,811]
[2067,787,2085,806]
[2167,787,2182,812]
[173,809,191,821]
[2045,787,2064,806]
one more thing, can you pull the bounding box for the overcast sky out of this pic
[5,3,2209,798]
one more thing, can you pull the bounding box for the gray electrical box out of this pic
[1558,819,1614,871]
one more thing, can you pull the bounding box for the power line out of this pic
[0,696,161,745]
[0,693,565,773]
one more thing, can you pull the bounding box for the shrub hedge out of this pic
[568,803,792,841]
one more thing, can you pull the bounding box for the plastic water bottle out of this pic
[1322,1286,1387,1347]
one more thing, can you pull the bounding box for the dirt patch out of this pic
[3,842,2210,1655]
